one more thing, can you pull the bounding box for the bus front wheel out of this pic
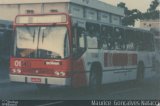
[89,64,102,92]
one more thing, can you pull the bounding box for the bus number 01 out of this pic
[14,60,21,67]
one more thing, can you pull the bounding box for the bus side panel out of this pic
[71,57,88,88]
[102,51,137,84]
[138,52,156,78]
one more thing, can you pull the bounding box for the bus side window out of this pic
[143,32,154,51]
[72,26,77,55]
[101,25,113,50]
[101,26,107,49]
[147,33,154,51]
[137,31,155,52]
[138,31,146,51]
[114,27,126,50]
[86,22,100,49]
[126,29,136,51]
[150,33,155,51]
[77,27,86,52]
[133,31,139,50]
[143,32,149,51]
[72,25,86,57]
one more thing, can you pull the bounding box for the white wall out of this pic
[44,3,68,13]
[0,4,19,20]
[20,4,42,14]
[0,2,123,26]
[0,3,69,21]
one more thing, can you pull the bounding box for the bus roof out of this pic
[14,13,151,33]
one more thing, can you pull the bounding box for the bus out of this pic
[151,28,160,72]
[10,0,156,90]
[0,19,13,66]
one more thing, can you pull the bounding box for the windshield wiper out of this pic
[42,30,45,43]
[26,27,35,42]
[37,27,41,43]
[33,30,35,42]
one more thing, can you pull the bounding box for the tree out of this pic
[144,0,160,19]
[117,0,160,26]
[147,0,159,12]
[117,2,141,26]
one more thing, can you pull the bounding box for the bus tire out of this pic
[89,63,102,92]
[137,62,144,82]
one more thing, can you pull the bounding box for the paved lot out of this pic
[0,67,160,100]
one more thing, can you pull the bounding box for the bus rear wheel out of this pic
[89,64,102,92]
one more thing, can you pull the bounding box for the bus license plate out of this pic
[31,78,41,83]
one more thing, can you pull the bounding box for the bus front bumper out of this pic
[10,74,71,86]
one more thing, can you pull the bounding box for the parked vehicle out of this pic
[0,19,13,66]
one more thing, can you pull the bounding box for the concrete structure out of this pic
[140,19,160,30]
[0,0,124,25]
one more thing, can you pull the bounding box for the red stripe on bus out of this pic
[104,53,108,67]
[104,53,137,67]
[132,54,137,65]
[112,53,128,66]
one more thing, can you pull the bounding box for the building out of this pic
[140,19,160,30]
[0,0,124,25]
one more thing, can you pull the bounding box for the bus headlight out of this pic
[54,71,66,77]
[54,71,60,76]
[12,69,16,73]
[11,69,22,74]
[60,72,66,76]
[17,69,22,74]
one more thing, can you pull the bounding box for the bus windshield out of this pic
[15,26,70,59]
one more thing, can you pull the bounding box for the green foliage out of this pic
[148,0,159,12]
[117,0,160,26]
[145,0,160,19]
[117,2,141,26]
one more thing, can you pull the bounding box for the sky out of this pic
[100,0,159,12]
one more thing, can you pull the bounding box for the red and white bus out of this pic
[10,0,156,90]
